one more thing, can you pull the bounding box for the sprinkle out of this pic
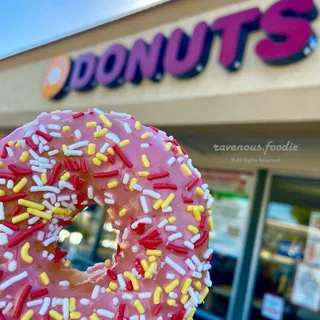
[141,154,150,168]
[8,260,17,272]
[138,292,152,299]
[12,213,29,224]
[80,299,90,306]
[62,126,70,132]
[166,273,175,279]
[157,219,168,228]
[153,287,162,304]
[141,133,150,140]
[87,143,96,156]
[204,248,214,260]
[94,128,108,138]
[187,225,199,234]
[64,150,83,156]
[167,157,176,166]
[117,274,126,289]
[122,173,130,184]
[119,139,130,147]
[144,262,157,279]
[124,271,139,291]
[133,300,145,314]
[164,279,179,293]
[49,310,63,320]
[99,114,112,128]
[124,123,132,133]
[21,242,33,264]
[100,142,109,153]
[190,234,201,243]
[0,224,13,235]
[140,196,149,214]
[26,299,43,307]
[140,143,149,148]
[112,297,119,306]
[165,257,186,275]
[184,241,194,249]
[146,250,162,256]
[20,151,29,163]
[119,209,127,218]
[113,145,133,168]
[30,288,48,299]
[96,153,108,162]
[192,271,202,279]
[86,121,97,128]
[161,193,175,209]
[6,180,14,189]
[107,181,118,189]
[194,230,209,248]
[135,121,141,130]
[91,285,101,300]
[72,112,85,119]
[122,293,133,300]
[0,271,28,290]
[43,236,59,247]
[59,281,70,287]
[97,309,115,319]
[165,225,177,232]
[168,232,182,242]
[131,217,152,229]
[69,140,89,150]
[167,299,176,307]
[153,183,177,190]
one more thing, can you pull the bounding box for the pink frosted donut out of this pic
[0,109,213,320]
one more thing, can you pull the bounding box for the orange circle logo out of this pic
[41,54,72,99]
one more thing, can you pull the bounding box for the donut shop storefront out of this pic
[2,0,320,319]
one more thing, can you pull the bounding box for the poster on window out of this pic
[304,212,320,266]
[261,293,284,320]
[291,263,320,312]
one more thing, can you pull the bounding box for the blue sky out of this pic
[0,0,168,59]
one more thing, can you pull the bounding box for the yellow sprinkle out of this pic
[141,133,150,140]
[118,139,130,147]
[92,158,101,166]
[149,256,156,263]
[165,142,173,151]
[181,164,192,176]
[21,242,33,264]
[137,171,149,177]
[193,208,201,222]
[146,250,162,257]
[186,307,196,320]
[180,294,189,304]
[62,126,71,132]
[195,187,205,196]
[153,287,162,304]
[167,299,176,307]
[8,141,14,147]
[12,213,29,224]
[20,151,29,163]
[119,242,128,250]
[107,180,118,189]
[133,300,145,314]
[89,313,100,320]
[60,172,70,181]
[41,173,47,184]
[96,153,108,162]
[0,190,5,197]
[135,121,141,130]
[181,278,192,294]
[86,121,97,128]
[119,208,127,217]
[124,271,140,291]
[129,178,137,191]
[141,154,150,168]
[105,259,112,268]
[13,178,28,193]
[40,272,50,286]
[199,287,210,303]
[107,147,114,155]
[176,146,183,155]
[21,310,34,320]
[64,260,71,267]
[153,199,163,210]
[16,141,21,147]
[18,199,44,211]
[49,310,63,320]
[88,143,96,156]
[208,209,213,216]
[106,288,111,293]
[70,311,82,319]
[195,281,202,290]
[144,262,157,279]
[69,297,76,312]
[161,193,175,209]
[209,217,214,231]
[141,259,149,272]
[62,144,68,152]
[109,281,118,291]
[187,205,204,213]
[51,207,69,215]
[187,225,199,234]
[27,208,51,220]
[107,208,115,219]
[0,162,3,167]
[94,128,108,138]
[165,279,179,293]
[99,114,112,128]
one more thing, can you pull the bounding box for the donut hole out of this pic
[57,205,117,271]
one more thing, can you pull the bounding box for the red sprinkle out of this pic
[126,280,133,291]
[153,183,177,190]
[8,164,32,175]
[0,310,5,320]
[58,220,73,226]
[93,170,119,178]
[171,315,178,320]
[182,195,193,204]
[72,112,85,119]
[24,137,37,151]
[47,162,62,186]
[143,244,158,250]
[54,247,68,263]
[0,192,27,203]
[117,304,126,320]
[139,230,159,243]
[70,160,80,172]
[139,239,163,246]
[113,145,133,168]
[149,126,159,132]
[194,230,209,248]
[2,221,19,231]
[152,304,162,316]
[30,288,49,299]
[166,243,189,254]
[107,154,115,164]
[80,158,88,173]
[178,307,186,319]
[7,223,45,248]
[14,284,32,318]
[64,159,72,171]
[43,315,50,320]
[0,144,8,159]
[35,130,52,142]
[107,269,117,281]
[200,215,207,229]
[147,171,169,181]
[11,205,22,217]
[88,108,94,115]
[185,177,199,191]
[135,258,144,277]
[0,270,3,278]
[0,172,17,181]
[76,192,85,209]
[72,175,84,190]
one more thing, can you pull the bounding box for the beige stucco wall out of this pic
[0,0,320,129]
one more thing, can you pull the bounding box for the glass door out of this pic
[248,174,320,320]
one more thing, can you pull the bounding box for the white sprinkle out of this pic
[48,124,61,130]
[0,271,28,290]
[140,316,146,320]
[132,246,138,253]
[204,271,212,287]
[122,293,133,300]
[138,292,151,299]
[106,132,120,144]
[168,232,182,242]
[185,307,194,319]
[97,309,115,318]
[96,125,102,131]
[58,195,70,202]
[167,157,176,166]
[88,186,94,199]
[157,219,168,228]
[189,287,199,305]
[122,173,130,184]
[104,198,115,205]
[48,149,59,156]
[207,198,214,209]
[37,231,45,241]
[30,160,41,166]
[2,302,13,315]
[6,147,13,157]
[140,196,149,214]
[4,252,13,260]
[64,150,83,156]
[93,108,104,115]
[31,166,46,174]
[0,203,4,220]
[44,145,50,151]
[75,130,82,140]
[39,297,51,315]
[50,132,62,138]
[59,281,70,287]
[20,140,26,148]
[32,134,40,145]
[122,228,129,240]
[0,224,13,235]
[112,297,119,306]
[0,179,5,185]
[63,298,69,320]
[56,298,63,305]
[117,274,126,289]
[6,180,13,189]
[203,189,210,200]
[91,285,101,299]
[131,217,152,229]
[204,248,213,260]
[33,175,43,186]
[27,299,43,307]
[166,273,175,279]
[143,189,161,199]
[192,255,201,266]
[0,301,5,308]
[52,297,57,307]
[165,225,177,232]
[28,216,40,225]
[169,292,178,299]
[184,241,194,249]
[39,163,53,169]
[191,234,201,243]
[192,271,202,279]
[129,316,139,320]
[195,168,202,178]
[124,123,132,133]
[59,181,75,191]
[140,143,150,148]
[197,263,204,272]
[71,194,78,204]
[80,298,90,306]
[100,287,106,293]
[31,186,61,194]
[165,257,186,275]
[0,233,8,245]
[39,124,47,133]
[100,142,110,153]
[110,111,128,117]
[94,196,104,206]
[185,258,196,271]
[42,200,52,210]
[177,157,184,163]
[42,251,48,258]
[28,149,39,160]
[162,206,172,213]
[43,236,60,247]
[69,140,89,150]
[133,184,143,192]
[38,157,49,163]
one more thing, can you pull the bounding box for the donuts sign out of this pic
[41,0,318,100]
